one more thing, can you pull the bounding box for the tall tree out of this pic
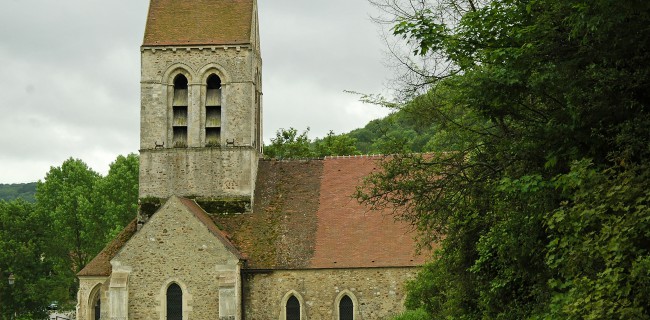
[0,200,54,319]
[94,153,139,240]
[359,0,650,318]
[36,158,101,297]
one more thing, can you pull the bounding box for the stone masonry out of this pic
[244,268,418,319]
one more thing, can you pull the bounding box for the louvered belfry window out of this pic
[172,75,189,148]
[167,283,183,320]
[205,74,222,147]
[339,295,353,320]
[286,295,300,320]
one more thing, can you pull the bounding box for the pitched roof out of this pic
[78,219,138,277]
[143,0,254,46]
[80,157,430,276]
[213,157,430,269]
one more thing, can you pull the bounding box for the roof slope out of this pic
[80,157,429,276]
[213,157,428,269]
[310,157,426,268]
[143,0,254,46]
[78,219,138,277]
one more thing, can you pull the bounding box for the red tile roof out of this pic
[78,219,138,277]
[143,0,254,46]
[310,157,428,268]
[79,157,431,276]
[214,157,429,269]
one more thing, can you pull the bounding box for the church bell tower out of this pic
[138,0,262,219]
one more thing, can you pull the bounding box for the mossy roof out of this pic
[79,157,431,276]
[143,0,254,46]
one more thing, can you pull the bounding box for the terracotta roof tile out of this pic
[310,157,428,268]
[80,157,431,276]
[143,0,254,46]
[77,219,138,277]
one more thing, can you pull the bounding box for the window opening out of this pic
[167,283,183,320]
[173,74,189,148]
[286,295,300,320]
[93,292,101,320]
[339,295,353,320]
[205,74,222,147]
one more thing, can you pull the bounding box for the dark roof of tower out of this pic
[143,0,254,46]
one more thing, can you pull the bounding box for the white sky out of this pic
[0,0,393,183]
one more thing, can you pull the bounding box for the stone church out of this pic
[76,0,427,319]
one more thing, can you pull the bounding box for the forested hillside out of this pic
[0,183,36,202]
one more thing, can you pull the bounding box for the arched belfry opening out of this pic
[172,74,189,148]
[205,74,222,147]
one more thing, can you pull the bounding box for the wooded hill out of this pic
[0,183,36,202]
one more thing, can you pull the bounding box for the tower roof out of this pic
[143,0,254,46]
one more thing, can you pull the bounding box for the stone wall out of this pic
[243,267,418,319]
[140,47,261,150]
[111,197,242,320]
[139,147,258,200]
[77,276,108,320]
[139,46,262,200]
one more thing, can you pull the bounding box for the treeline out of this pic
[264,109,443,159]
[359,0,650,319]
[0,154,138,319]
[0,183,36,203]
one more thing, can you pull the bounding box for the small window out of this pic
[286,295,300,320]
[92,292,101,320]
[339,295,353,320]
[205,74,222,147]
[172,74,189,148]
[167,283,183,320]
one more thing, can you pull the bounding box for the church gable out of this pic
[109,196,242,320]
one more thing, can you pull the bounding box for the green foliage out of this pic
[392,308,430,320]
[0,200,53,319]
[264,127,314,159]
[0,183,36,203]
[264,128,360,159]
[361,0,650,318]
[94,153,139,240]
[313,130,361,157]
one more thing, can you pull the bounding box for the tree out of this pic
[358,0,650,318]
[94,153,139,240]
[264,127,314,159]
[35,158,101,299]
[313,130,360,157]
[0,200,54,319]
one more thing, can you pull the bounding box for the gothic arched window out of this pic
[172,74,189,147]
[339,295,354,320]
[205,74,222,147]
[167,283,183,320]
[286,295,300,320]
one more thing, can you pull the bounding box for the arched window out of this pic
[90,287,101,320]
[172,74,189,148]
[205,74,222,147]
[166,283,183,320]
[93,296,101,320]
[286,295,300,320]
[339,295,353,320]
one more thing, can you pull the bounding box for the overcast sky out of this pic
[0,0,394,183]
